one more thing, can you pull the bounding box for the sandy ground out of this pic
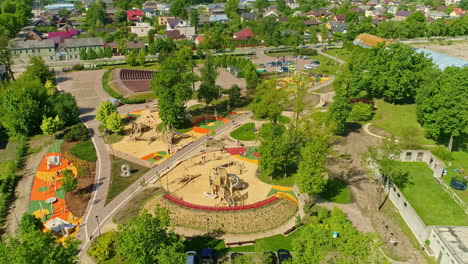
[160,151,272,207]
[411,42,468,60]
[194,65,246,90]
[112,108,205,163]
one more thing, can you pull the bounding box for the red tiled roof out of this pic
[127,10,143,21]
[233,27,255,40]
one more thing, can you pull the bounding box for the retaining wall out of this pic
[164,194,279,211]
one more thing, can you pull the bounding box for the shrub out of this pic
[349,98,374,105]
[349,102,374,122]
[72,64,84,71]
[88,231,119,262]
[70,140,97,162]
[64,124,89,142]
[298,48,318,56]
[432,147,454,162]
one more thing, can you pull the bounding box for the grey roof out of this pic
[242,13,257,20]
[9,39,55,49]
[433,226,468,264]
[63,37,104,48]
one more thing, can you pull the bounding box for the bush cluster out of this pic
[297,48,318,56]
[64,123,89,142]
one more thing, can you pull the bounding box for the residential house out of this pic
[143,1,158,10]
[427,11,449,20]
[233,28,255,40]
[394,10,412,21]
[206,3,225,14]
[165,30,185,40]
[387,6,397,15]
[353,33,392,48]
[316,32,333,43]
[286,0,300,9]
[131,23,155,37]
[264,10,279,17]
[211,8,225,15]
[107,40,146,55]
[365,7,375,17]
[241,13,258,21]
[333,14,346,22]
[450,8,466,17]
[331,23,347,33]
[166,18,189,31]
[227,66,241,77]
[158,16,175,26]
[127,9,144,22]
[304,19,321,26]
[445,0,460,5]
[30,18,53,27]
[143,7,158,18]
[350,7,365,15]
[18,28,45,41]
[56,16,70,27]
[58,24,75,32]
[209,14,230,23]
[366,0,378,6]
[198,16,211,27]
[156,3,172,14]
[307,10,329,19]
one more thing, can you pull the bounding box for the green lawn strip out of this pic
[371,101,435,146]
[319,179,351,204]
[99,124,124,144]
[230,123,256,141]
[307,54,343,75]
[0,132,19,163]
[399,162,468,226]
[70,140,97,162]
[47,139,63,153]
[253,115,290,124]
[440,151,468,204]
[101,257,132,264]
[0,162,10,180]
[105,157,151,204]
[258,173,295,187]
[312,85,334,94]
[380,201,438,264]
[324,49,352,62]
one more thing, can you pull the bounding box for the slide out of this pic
[173,131,192,138]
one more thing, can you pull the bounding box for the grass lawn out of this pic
[258,173,295,187]
[319,179,351,204]
[253,115,291,124]
[105,156,150,204]
[307,54,343,75]
[230,123,256,141]
[440,151,468,204]
[380,200,438,264]
[313,85,334,94]
[371,100,435,146]
[70,140,97,162]
[100,62,160,71]
[0,162,11,180]
[324,48,353,62]
[99,125,124,144]
[399,162,468,226]
[0,132,18,163]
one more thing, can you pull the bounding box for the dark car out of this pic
[282,67,289,72]
[276,61,283,66]
[263,251,277,264]
[259,63,266,68]
[201,248,214,264]
[277,249,292,263]
[312,60,320,65]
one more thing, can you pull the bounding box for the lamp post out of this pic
[12,205,19,228]
[95,215,101,237]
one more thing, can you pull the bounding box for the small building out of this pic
[333,14,346,22]
[241,13,257,21]
[286,0,299,9]
[166,18,189,31]
[227,66,242,77]
[209,14,230,23]
[131,22,155,37]
[394,10,412,21]
[165,30,185,40]
[233,28,255,40]
[127,9,144,22]
[353,33,392,48]
[44,3,75,12]
[9,39,56,63]
[63,37,104,60]
[427,11,450,20]
[158,16,175,26]
[304,19,321,26]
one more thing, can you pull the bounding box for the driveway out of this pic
[56,70,110,123]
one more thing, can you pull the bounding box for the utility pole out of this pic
[12,206,19,228]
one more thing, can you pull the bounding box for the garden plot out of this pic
[144,194,297,233]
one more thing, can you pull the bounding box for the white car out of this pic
[304,64,318,69]
[276,67,283,73]
[186,251,197,264]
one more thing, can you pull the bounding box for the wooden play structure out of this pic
[128,121,157,143]
[204,165,245,207]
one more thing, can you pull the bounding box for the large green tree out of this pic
[225,0,239,19]
[251,81,287,124]
[86,0,106,29]
[23,56,54,85]
[416,66,468,146]
[96,101,117,124]
[151,56,196,129]
[198,55,220,107]
[0,27,15,81]
[116,209,185,264]
[169,0,191,20]
[46,92,80,127]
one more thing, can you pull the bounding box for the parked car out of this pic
[282,67,289,72]
[312,60,320,65]
[303,56,310,60]
[288,65,296,71]
[268,62,277,67]
[304,64,318,69]
[186,251,197,264]
[284,60,291,65]
[259,63,266,68]
[276,61,283,66]
[257,69,267,73]
[277,249,292,263]
[201,248,214,264]
[263,251,277,264]
[276,67,283,73]
[298,55,303,59]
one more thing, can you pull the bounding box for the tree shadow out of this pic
[342,122,362,137]
[319,178,348,201]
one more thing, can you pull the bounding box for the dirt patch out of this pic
[327,130,428,263]
[411,42,468,60]
[61,141,96,217]
[144,195,297,233]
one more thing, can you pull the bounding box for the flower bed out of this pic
[164,194,278,211]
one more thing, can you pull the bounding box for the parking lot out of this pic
[251,49,320,73]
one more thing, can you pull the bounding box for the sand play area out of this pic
[159,151,272,207]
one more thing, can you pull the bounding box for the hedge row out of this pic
[0,137,27,228]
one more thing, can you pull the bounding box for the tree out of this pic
[126,51,138,66]
[79,48,87,60]
[116,208,185,264]
[24,56,54,85]
[88,231,118,262]
[151,56,196,129]
[96,101,117,124]
[87,48,98,60]
[197,55,220,107]
[254,0,270,12]
[460,0,468,10]
[86,0,106,29]
[106,111,124,133]
[148,29,156,44]
[227,84,242,109]
[40,115,64,135]
[62,169,78,192]
[58,8,71,18]
[104,46,113,58]
[291,233,322,264]
[115,9,127,24]
[225,0,239,19]
[46,92,80,127]
[349,102,374,122]
[170,0,190,20]
[189,9,199,28]
[136,49,146,66]
[327,95,351,135]
[251,81,287,124]
[416,66,468,147]
[97,47,104,58]
[0,213,79,263]
[0,28,15,80]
